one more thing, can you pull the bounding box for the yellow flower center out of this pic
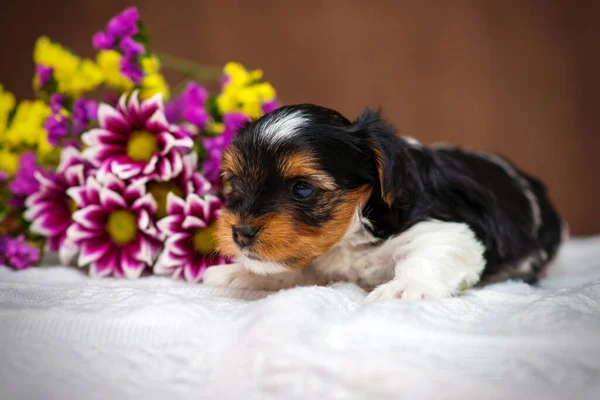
[68,199,78,215]
[106,210,138,246]
[193,225,217,255]
[126,130,158,162]
[147,181,185,219]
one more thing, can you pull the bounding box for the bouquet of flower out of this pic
[0,7,279,281]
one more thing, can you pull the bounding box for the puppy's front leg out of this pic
[202,262,315,291]
[366,220,486,300]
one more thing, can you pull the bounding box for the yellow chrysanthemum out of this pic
[34,36,103,97]
[2,100,51,148]
[97,52,169,100]
[140,73,170,100]
[97,50,135,93]
[141,55,161,75]
[216,62,276,118]
[0,85,16,137]
[223,62,263,88]
[0,148,19,176]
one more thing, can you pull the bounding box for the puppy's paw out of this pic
[202,263,258,290]
[366,279,441,301]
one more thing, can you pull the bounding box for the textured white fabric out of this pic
[1,237,600,400]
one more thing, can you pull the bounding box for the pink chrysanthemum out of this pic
[24,148,92,264]
[142,152,212,219]
[66,173,162,278]
[154,193,227,282]
[82,90,193,182]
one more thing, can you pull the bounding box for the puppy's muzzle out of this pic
[232,224,258,248]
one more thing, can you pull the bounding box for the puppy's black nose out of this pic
[232,225,258,248]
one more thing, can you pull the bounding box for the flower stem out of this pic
[156,53,221,82]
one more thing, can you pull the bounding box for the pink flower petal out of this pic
[63,164,86,187]
[67,222,99,242]
[81,128,126,147]
[78,236,113,267]
[98,171,126,193]
[121,249,146,279]
[181,215,207,230]
[165,232,192,256]
[111,160,143,180]
[57,147,84,173]
[184,257,208,283]
[30,209,71,236]
[98,103,131,133]
[132,193,157,215]
[125,236,153,265]
[124,180,145,203]
[166,192,186,215]
[156,215,184,236]
[72,205,108,230]
[170,152,184,177]
[99,187,127,211]
[145,108,170,132]
[24,192,43,209]
[59,238,80,265]
[66,186,87,207]
[89,248,119,278]
[34,171,61,191]
[154,249,186,273]
[157,132,175,155]
[126,90,141,122]
[156,157,173,181]
[83,144,124,167]
[141,155,159,176]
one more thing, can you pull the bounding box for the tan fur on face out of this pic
[279,152,336,190]
[216,185,372,268]
[368,140,394,207]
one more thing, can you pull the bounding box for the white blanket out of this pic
[1,237,600,400]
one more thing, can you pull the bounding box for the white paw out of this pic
[202,263,256,290]
[366,280,441,301]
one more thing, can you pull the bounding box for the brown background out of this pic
[1,0,598,235]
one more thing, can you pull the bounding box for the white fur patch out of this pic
[257,110,307,146]
[403,136,422,147]
[239,256,290,276]
[365,220,486,300]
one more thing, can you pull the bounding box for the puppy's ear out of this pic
[351,108,401,207]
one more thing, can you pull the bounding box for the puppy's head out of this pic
[216,104,400,270]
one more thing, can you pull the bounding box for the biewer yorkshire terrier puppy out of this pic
[202,104,565,300]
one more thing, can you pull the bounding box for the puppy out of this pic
[202,104,565,300]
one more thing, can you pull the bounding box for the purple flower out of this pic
[49,94,64,112]
[66,173,161,278]
[120,36,144,59]
[44,114,69,146]
[181,83,209,128]
[1,235,40,270]
[36,64,54,88]
[81,90,193,182]
[164,95,186,124]
[92,31,115,50]
[72,98,98,135]
[25,148,93,265]
[262,99,281,114]
[0,170,8,184]
[106,7,139,38]
[9,152,41,206]
[154,193,227,282]
[44,94,69,145]
[202,112,249,189]
[119,57,144,84]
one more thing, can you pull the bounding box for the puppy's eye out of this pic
[291,181,315,200]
